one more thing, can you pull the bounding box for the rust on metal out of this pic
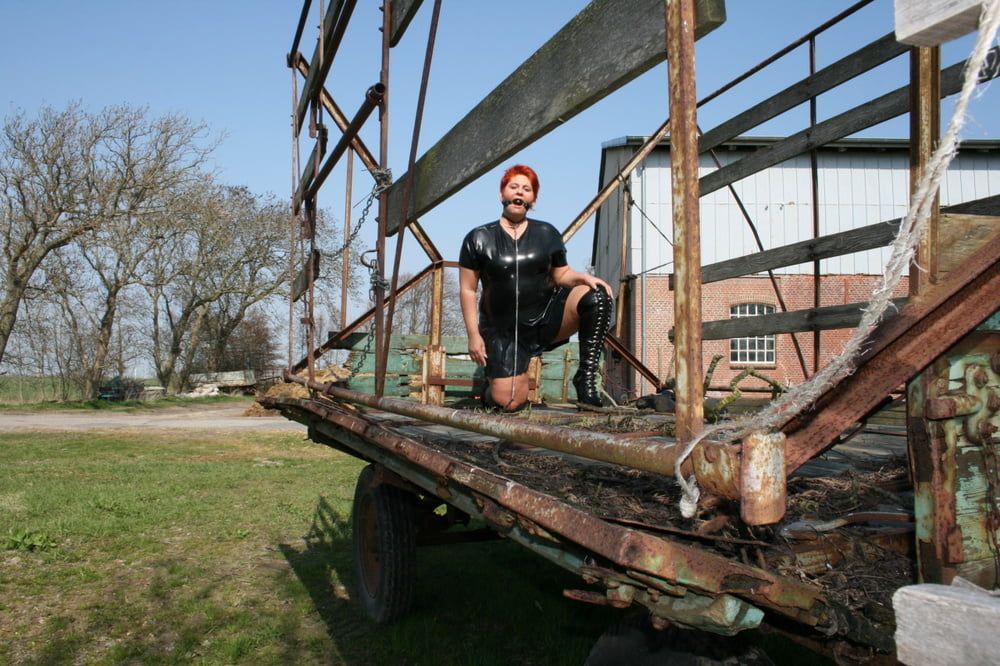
[666,0,704,443]
[739,431,787,526]
[783,234,1000,471]
[265,393,833,626]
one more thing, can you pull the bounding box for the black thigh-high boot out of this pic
[573,287,614,407]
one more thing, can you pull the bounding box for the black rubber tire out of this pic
[351,464,417,624]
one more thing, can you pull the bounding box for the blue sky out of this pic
[3,1,997,319]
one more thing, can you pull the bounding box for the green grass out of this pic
[0,393,253,412]
[0,427,623,665]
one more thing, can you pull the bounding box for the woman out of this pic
[459,164,614,411]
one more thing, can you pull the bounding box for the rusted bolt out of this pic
[925,394,982,420]
[647,588,661,602]
[972,366,989,389]
[988,389,1000,413]
[991,350,1000,375]
[703,446,719,463]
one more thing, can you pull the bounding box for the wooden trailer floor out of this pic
[358,401,914,619]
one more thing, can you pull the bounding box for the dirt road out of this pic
[0,403,305,432]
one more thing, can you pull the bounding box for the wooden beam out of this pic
[909,46,941,296]
[291,249,321,302]
[389,0,424,47]
[694,299,907,340]
[938,213,1000,277]
[894,583,1000,665]
[693,195,1000,284]
[383,0,726,234]
[699,46,1000,197]
[699,32,908,155]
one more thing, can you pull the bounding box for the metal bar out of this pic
[909,46,941,295]
[294,54,380,173]
[381,0,442,396]
[284,372,725,480]
[667,0,704,443]
[783,235,1000,472]
[700,133,810,380]
[408,220,443,263]
[291,263,443,373]
[374,0,391,397]
[561,117,671,244]
[696,0,876,109]
[606,333,664,391]
[288,0,314,67]
[295,0,358,134]
[341,148,353,330]
[271,396,830,627]
[809,36,822,375]
[296,83,385,212]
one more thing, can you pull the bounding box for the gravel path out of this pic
[0,403,305,432]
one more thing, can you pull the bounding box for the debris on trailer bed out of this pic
[359,398,916,620]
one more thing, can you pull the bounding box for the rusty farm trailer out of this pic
[261,0,1000,661]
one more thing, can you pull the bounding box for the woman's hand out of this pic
[468,332,487,367]
[580,273,613,297]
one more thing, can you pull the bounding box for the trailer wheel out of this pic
[351,464,416,624]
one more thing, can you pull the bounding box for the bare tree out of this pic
[0,103,213,367]
[142,185,291,393]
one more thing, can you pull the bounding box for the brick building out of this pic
[592,136,1000,399]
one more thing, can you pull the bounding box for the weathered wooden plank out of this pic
[699,46,1000,197]
[696,195,1000,284]
[291,249,321,302]
[895,0,985,47]
[384,0,727,234]
[696,299,908,340]
[893,583,1000,666]
[699,32,907,155]
[938,213,1000,276]
[388,0,424,47]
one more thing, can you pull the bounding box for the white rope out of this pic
[675,0,1000,517]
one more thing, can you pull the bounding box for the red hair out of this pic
[500,164,539,196]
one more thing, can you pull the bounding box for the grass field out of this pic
[0,427,623,665]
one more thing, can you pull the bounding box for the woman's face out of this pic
[501,174,536,211]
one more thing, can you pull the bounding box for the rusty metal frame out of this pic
[263,393,843,629]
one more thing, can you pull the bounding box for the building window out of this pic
[730,303,775,365]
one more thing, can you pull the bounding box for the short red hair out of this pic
[500,164,539,196]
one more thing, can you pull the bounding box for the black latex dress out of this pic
[459,219,569,378]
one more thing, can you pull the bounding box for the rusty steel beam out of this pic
[295,0,358,134]
[282,372,748,486]
[267,394,832,628]
[294,54,380,173]
[295,83,385,214]
[287,0,314,67]
[561,117,671,244]
[408,220,442,262]
[667,0,704,443]
[909,45,941,296]
[291,263,440,372]
[605,332,665,391]
[783,234,1000,472]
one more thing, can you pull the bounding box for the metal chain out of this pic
[325,168,392,258]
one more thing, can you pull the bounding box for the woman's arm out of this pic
[551,265,613,296]
[459,267,487,366]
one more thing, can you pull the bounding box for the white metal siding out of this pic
[616,146,1000,277]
